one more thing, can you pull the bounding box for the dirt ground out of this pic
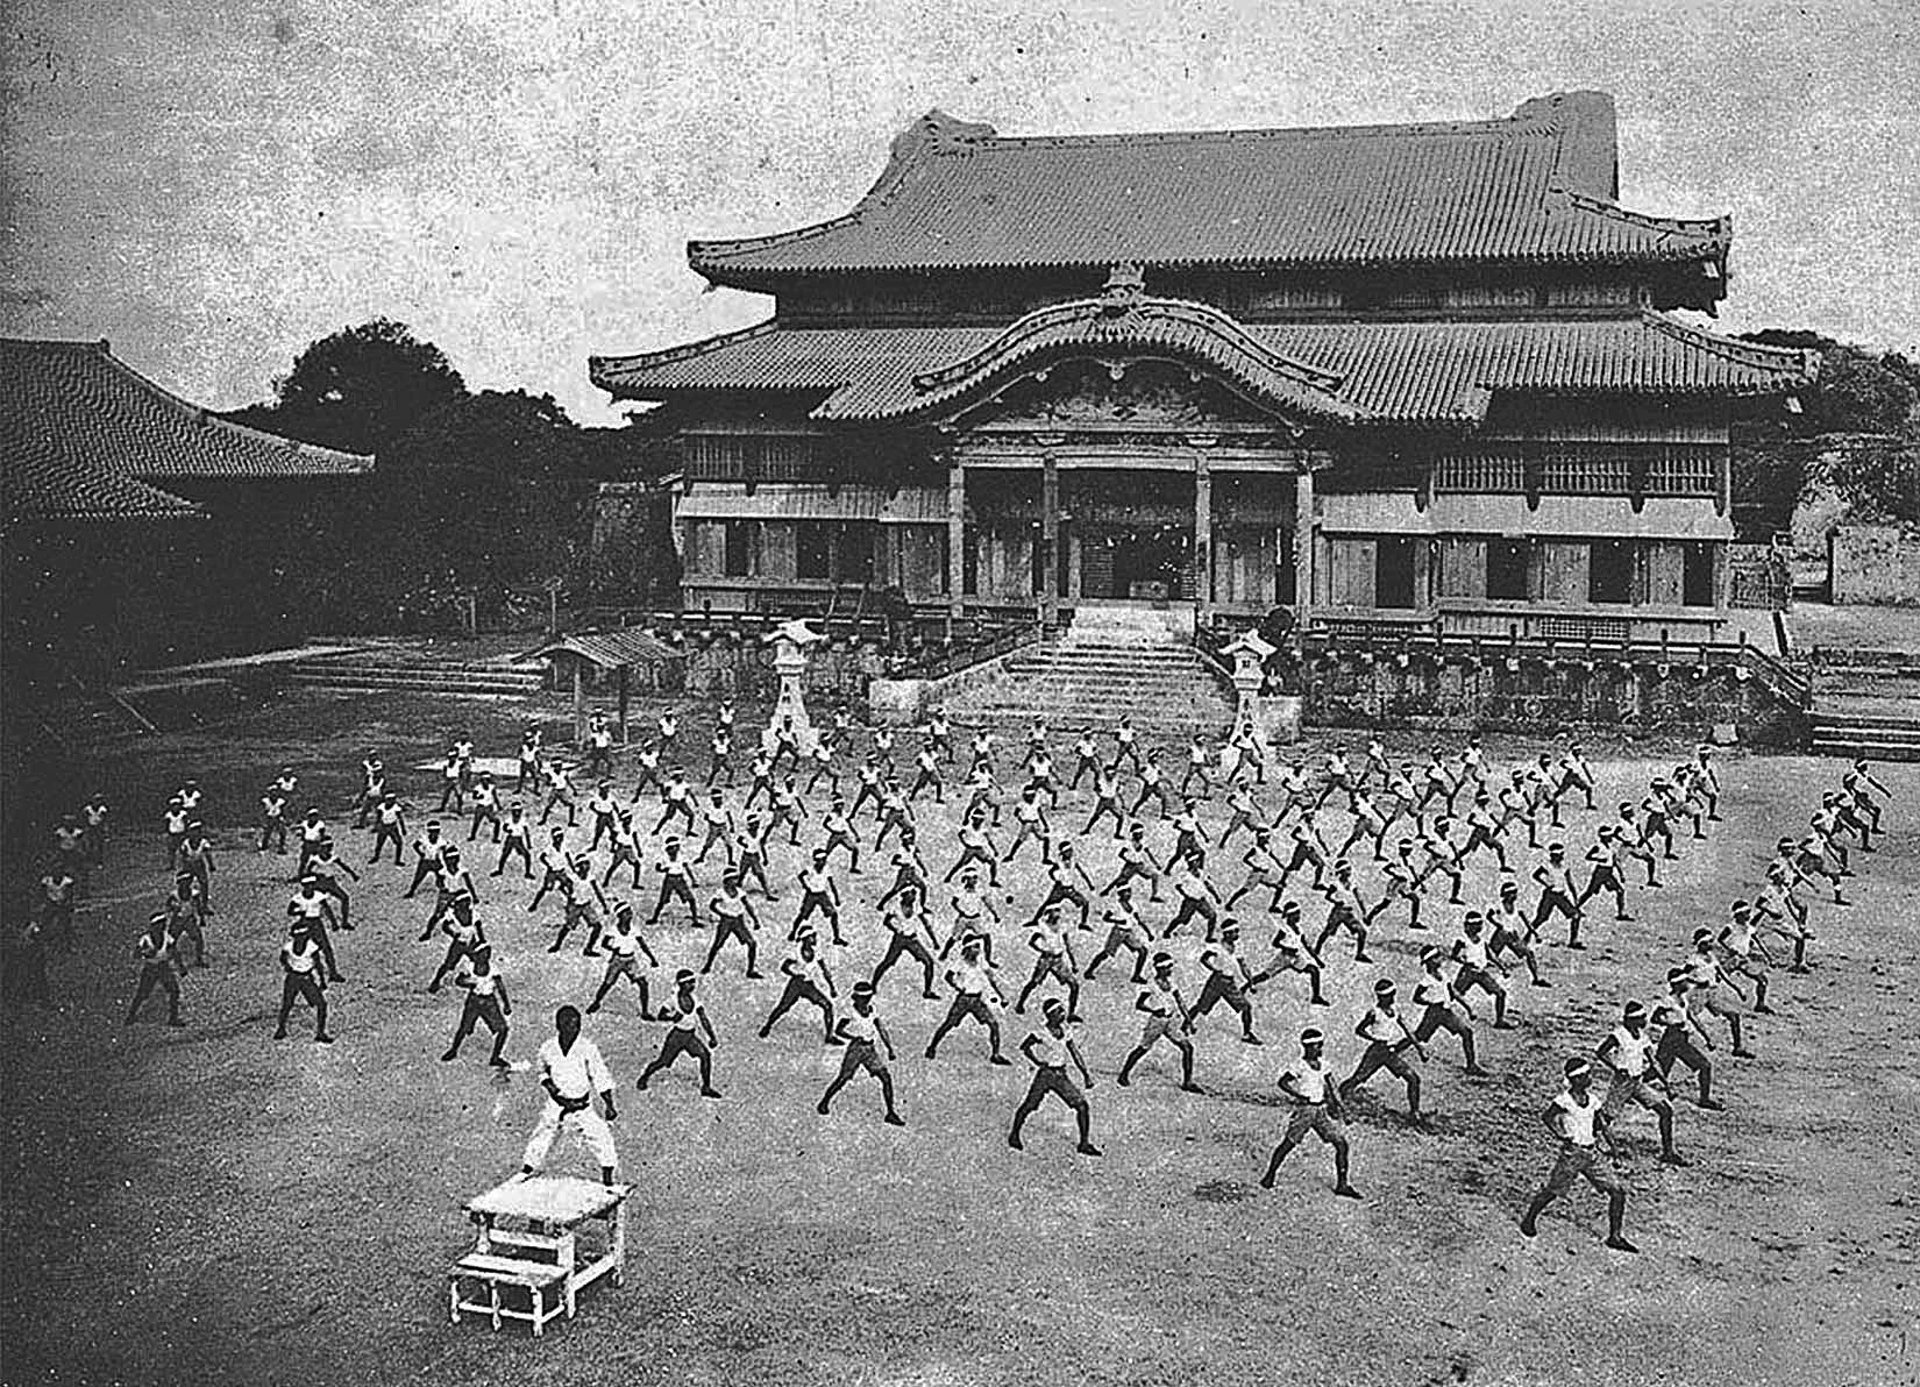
[2,691,1915,1387]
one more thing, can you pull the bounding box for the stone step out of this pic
[287,671,544,696]
[1813,676,1920,702]
[946,658,1233,736]
[1001,667,1221,683]
[1007,653,1202,671]
[960,705,1227,726]
[304,659,540,679]
[1811,646,1920,671]
[1811,709,1920,733]
[1810,738,1920,763]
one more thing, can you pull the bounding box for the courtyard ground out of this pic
[1,690,1915,1387]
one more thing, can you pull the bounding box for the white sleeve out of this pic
[584,1041,614,1093]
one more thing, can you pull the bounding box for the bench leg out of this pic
[489,1281,501,1332]
[448,1277,459,1326]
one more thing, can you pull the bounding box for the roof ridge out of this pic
[1566,191,1729,241]
[687,102,1568,270]
[0,335,115,352]
[85,346,374,468]
[1640,309,1820,376]
[590,318,784,381]
[946,109,1560,154]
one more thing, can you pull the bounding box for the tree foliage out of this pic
[1733,331,1920,532]
[225,323,678,632]
[241,318,468,455]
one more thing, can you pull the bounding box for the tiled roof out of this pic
[0,434,205,522]
[0,339,373,507]
[590,308,1817,427]
[522,628,680,669]
[688,93,1729,285]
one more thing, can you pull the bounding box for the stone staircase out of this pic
[285,651,546,699]
[941,607,1236,736]
[1809,647,1920,762]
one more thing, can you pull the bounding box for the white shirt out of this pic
[536,1035,612,1101]
[1553,1089,1604,1147]
[1138,978,1178,1017]
[1029,1026,1074,1067]
[1609,1026,1654,1078]
[1284,1058,1331,1105]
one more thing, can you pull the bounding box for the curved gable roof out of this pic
[896,282,1363,424]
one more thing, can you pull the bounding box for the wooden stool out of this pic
[447,1253,569,1336]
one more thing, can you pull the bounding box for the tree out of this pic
[377,389,594,597]
[250,318,467,455]
[1733,331,1920,532]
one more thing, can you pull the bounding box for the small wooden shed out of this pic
[522,628,680,744]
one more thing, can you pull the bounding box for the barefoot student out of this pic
[1260,1027,1360,1199]
[1338,978,1424,1120]
[441,942,512,1068]
[1519,1056,1637,1253]
[817,982,905,1126]
[274,920,334,1043]
[1007,997,1101,1156]
[127,912,186,1029]
[1116,951,1199,1092]
[520,1005,618,1184]
[636,970,723,1099]
[925,935,1012,1067]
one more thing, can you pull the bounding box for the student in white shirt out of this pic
[1519,1056,1636,1253]
[817,982,904,1126]
[274,923,334,1043]
[1259,1027,1359,1199]
[1007,998,1100,1157]
[441,942,512,1068]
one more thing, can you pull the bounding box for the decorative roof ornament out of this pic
[1100,263,1147,315]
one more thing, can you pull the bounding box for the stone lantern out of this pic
[1221,627,1300,746]
[761,618,825,755]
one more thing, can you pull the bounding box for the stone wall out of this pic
[1830,524,1920,606]
[570,629,890,704]
[1305,651,1806,746]
[588,482,679,605]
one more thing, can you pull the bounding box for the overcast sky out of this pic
[3,0,1914,425]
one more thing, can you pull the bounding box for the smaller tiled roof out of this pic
[687,93,1730,286]
[1,338,372,491]
[591,309,1817,427]
[522,628,680,669]
[0,442,204,523]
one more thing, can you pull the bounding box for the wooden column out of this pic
[947,461,966,627]
[1294,469,1315,621]
[1193,448,1213,625]
[616,665,630,745]
[1041,450,1060,630]
[571,658,587,745]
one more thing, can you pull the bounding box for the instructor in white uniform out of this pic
[521,1005,619,1185]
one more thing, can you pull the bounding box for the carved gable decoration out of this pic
[959,358,1280,430]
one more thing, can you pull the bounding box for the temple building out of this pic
[590,91,1815,642]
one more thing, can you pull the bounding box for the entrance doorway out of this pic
[1083,525,1191,601]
